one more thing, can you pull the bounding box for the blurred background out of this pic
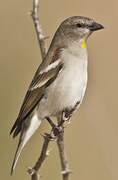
[0,0,118,180]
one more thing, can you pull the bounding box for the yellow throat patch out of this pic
[81,40,87,49]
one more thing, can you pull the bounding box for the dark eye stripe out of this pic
[76,23,85,28]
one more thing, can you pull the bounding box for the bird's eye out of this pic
[76,23,82,28]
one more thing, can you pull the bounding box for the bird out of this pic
[10,16,104,174]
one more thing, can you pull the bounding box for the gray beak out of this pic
[89,22,104,31]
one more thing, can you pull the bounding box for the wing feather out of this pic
[10,48,63,137]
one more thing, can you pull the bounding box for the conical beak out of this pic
[89,22,104,31]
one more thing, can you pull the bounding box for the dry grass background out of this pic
[0,0,118,180]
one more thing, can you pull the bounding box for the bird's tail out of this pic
[11,113,42,175]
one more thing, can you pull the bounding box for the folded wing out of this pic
[10,48,63,138]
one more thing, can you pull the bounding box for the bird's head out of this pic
[58,16,104,42]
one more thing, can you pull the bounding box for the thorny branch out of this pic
[28,133,54,180]
[28,0,71,180]
[57,130,71,180]
[31,0,47,60]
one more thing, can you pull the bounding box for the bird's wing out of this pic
[10,48,63,137]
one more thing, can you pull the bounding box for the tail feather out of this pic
[11,113,42,175]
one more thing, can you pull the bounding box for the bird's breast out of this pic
[46,48,88,115]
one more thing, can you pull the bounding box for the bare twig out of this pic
[57,129,71,180]
[31,0,47,59]
[27,118,67,180]
[28,133,54,180]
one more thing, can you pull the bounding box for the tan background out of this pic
[0,0,118,180]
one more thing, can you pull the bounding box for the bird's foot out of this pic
[52,125,63,137]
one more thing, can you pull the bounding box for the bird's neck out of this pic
[65,39,88,57]
[60,39,88,69]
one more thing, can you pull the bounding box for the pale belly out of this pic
[38,61,88,117]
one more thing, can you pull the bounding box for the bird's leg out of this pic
[46,117,56,129]
[46,101,80,137]
[58,101,80,127]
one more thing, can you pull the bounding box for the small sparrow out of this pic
[10,16,104,174]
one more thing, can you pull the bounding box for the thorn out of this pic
[27,167,36,176]
[61,169,72,175]
[39,34,45,40]
[43,36,49,40]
